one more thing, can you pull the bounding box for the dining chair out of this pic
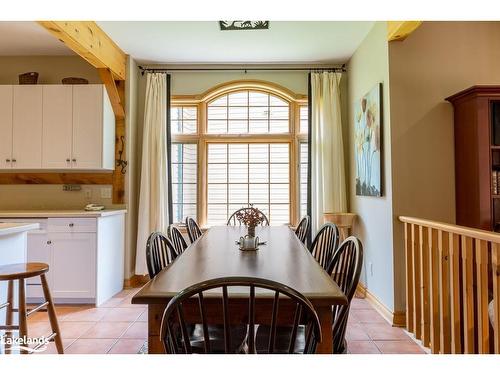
[327,236,364,354]
[145,231,178,278]
[309,222,340,272]
[186,217,203,243]
[160,276,322,354]
[294,215,310,244]
[167,225,188,257]
[226,208,270,226]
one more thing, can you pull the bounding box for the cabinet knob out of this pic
[5,159,10,162]
[46,240,52,245]
[66,158,71,162]
[12,159,16,163]
[72,158,76,162]
[69,223,74,227]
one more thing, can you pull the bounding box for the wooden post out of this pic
[412,224,422,340]
[475,239,490,353]
[419,225,430,346]
[449,233,462,353]
[438,230,451,353]
[405,223,414,334]
[428,228,440,353]
[461,236,475,353]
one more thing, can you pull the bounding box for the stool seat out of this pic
[0,262,49,281]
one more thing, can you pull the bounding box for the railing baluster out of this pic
[461,236,475,353]
[419,225,430,347]
[412,224,422,340]
[438,230,451,353]
[449,232,462,354]
[493,243,500,354]
[428,228,440,353]
[475,239,489,354]
[405,222,414,334]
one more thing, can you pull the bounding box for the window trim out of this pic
[171,80,307,227]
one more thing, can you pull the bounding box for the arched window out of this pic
[170,81,308,227]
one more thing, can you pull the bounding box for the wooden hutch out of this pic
[446,86,500,231]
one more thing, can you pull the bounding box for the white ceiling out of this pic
[97,21,374,64]
[0,22,74,56]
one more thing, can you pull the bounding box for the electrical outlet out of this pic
[101,187,112,199]
[369,262,374,277]
[83,189,92,199]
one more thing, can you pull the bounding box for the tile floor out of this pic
[13,288,425,354]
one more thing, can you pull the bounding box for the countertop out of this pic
[0,209,127,218]
[0,223,39,236]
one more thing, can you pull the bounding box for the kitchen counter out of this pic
[0,222,39,236]
[0,209,127,218]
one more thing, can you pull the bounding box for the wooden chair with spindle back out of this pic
[185,217,203,243]
[309,223,340,272]
[160,277,322,354]
[327,236,364,354]
[167,225,188,257]
[226,208,270,226]
[294,215,310,244]
[145,232,178,279]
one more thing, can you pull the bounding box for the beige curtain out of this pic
[135,73,170,275]
[310,72,347,235]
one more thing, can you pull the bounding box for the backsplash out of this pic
[0,184,117,210]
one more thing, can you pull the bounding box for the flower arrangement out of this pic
[235,205,265,237]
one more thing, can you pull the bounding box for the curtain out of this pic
[135,73,170,275]
[309,72,347,235]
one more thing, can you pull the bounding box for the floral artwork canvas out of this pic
[354,83,382,197]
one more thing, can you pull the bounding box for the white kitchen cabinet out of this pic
[72,85,115,170]
[0,84,115,171]
[26,229,52,298]
[12,85,43,169]
[42,85,73,169]
[0,86,13,169]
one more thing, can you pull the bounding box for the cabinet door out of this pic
[12,85,43,169]
[51,232,96,299]
[72,85,103,169]
[42,85,73,169]
[26,231,52,299]
[0,86,13,169]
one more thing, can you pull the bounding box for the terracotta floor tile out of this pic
[66,338,117,354]
[101,307,145,322]
[108,339,146,354]
[58,321,96,339]
[137,311,148,322]
[351,309,388,324]
[27,322,52,338]
[347,340,381,354]
[99,298,124,308]
[345,323,370,341]
[81,322,132,339]
[350,298,372,310]
[361,323,411,341]
[53,305,89,318]
[117,296,135,307]
[36,339,76,354]
[122,322,148,339]
[112,289,134,299]
[62,308,108,322]
[375,340,425,354]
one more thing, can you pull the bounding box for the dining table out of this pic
[131,225,347,354]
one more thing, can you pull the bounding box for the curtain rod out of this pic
[138,64,346,75]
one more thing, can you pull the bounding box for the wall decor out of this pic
[219,21,269,31]
[354,83,382,197]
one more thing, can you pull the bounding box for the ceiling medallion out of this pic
[219,21,269,31]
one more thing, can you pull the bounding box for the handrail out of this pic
[399,216,500,244]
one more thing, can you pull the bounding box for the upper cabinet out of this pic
[0,84,115,171]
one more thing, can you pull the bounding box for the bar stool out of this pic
[0,262,63,354]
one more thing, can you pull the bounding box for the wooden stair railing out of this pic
[399,216,500,354]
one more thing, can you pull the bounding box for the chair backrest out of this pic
[185,217,203,243]
[327,236,363,354]
[168,225,188,256]
[226,208,270,226]
[160,276,321,354]
[145,231,178,279]
[309,223,340,271]
[294,215,310,244]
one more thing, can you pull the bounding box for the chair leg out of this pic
[40,274,63,354]
[18,279,28,354]
[4,280,14,354]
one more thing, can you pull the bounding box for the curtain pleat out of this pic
[135,73,170,276]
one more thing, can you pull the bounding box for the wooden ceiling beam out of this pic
[38,21,126,80]
[98,68,125,119]
[387,21,422,42]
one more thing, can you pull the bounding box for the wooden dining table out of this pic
[131,225,347,354]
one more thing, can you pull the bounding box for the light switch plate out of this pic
[100,187,112,199]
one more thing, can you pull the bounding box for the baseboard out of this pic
[124,274,149,288]
[356,282,406,327]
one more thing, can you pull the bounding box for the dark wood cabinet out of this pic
[446,86,500,231]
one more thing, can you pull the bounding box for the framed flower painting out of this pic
[354,83,382,197]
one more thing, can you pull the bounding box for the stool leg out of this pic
[18,279,28,354]
[40,274,63,354]
[4,280,14,354]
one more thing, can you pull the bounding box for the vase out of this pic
[247,225,256,238]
